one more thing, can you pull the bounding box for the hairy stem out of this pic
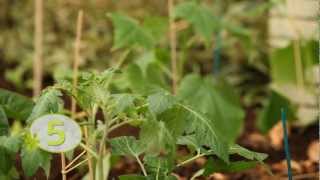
[107,119,137,134]
[135,155,148,176]
[176,153,206,167]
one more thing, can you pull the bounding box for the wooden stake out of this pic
[33,0,43,97]
[71,10,84,119]
[61,10,85,180]
[168,0,178,94]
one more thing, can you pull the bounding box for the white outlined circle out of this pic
[30,114,82,153]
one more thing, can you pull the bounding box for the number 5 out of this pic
[47,119,65,146]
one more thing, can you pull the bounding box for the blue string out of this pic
[212,31,221,75]
[281,108,293,180]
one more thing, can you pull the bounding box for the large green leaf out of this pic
[148,92,176,115]
[109,13,154,50]
[144,154,176,179]
[140,119,175,155]
[203,158,258,175]
[26,88,63,124]
[0,146,12,175]
[126,63,166,95]
[110,136,144,157]
[174,1,219,42]
[0,106,9,136]
[0,88,34,121]
[257,90,295,133]
[177,74,245,162]
[143,16,168,42]
[110,94,136,115]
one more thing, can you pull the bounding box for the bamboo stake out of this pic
[69,10,96,180]
[286,0,304,88]
[72,10,84,119]
[33,0,43,97]
[168,0,178,94]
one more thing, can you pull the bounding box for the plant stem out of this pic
[97,110,110,180]
[107,119,137,133]
[63,158,90,174]
[65,150,86,170]
[176,153,206,167]
[135,155,148,176]
[61,153,67,180]
[33,0,43,97]
[83,127,95,180]
[80,142,99,158]
[168,0,178,94]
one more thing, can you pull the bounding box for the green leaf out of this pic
[203,158,258,175]
[140,119,175,155]
[143,16,168,42]
[21,134,52,177]
[174,1,219,42]
[0,146,12,174]
[144,154,175,178]
[110,94,136,114]
[0,88,34,121]
[148,92,176,115]
[108,13,154,50]
[126,64,165,95]
[1,135,22,153]
[0,106,9,136]
[119,175,148,180]
[270,40,317,85]
[178,75,244,143]
[157,106,186,138]
[257,90,295,133]
[27,88,63,124]
[178,74,245,162]
[110,136,144,157]
[229,144,268,162]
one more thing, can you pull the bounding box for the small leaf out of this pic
[0,88,34,121]
[229,144,268,162]
[203,158,258,175]
[144,154,175,177]
[0,146,12,174]
[1,135,22,153]
[174,1,219,42]
[119,175,147,180]
[110,136,144,157]
[110,94,135,114]
[148,92,176,115]
[27,88,63,124]
[140,119,175,155]
[126,64,164,95]
[0,106,9,136]
[108,13,154,50]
